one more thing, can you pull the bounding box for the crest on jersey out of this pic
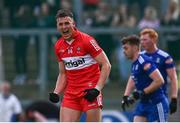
[77,47,81,53]
[144,63,151,70]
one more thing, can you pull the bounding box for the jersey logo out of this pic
[144,63,151,71]
[90,40,100,51]
[156,58,160,63]
[64,58,85,68]
[165,58,173,64]
[77,47,81,53]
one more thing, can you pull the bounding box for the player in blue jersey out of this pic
[140,28,178,114]
[121,35,169,122]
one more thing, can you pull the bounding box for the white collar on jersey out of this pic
[66,39,75,45]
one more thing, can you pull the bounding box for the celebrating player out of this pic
[121,35,168,122]
[49,9,111,122]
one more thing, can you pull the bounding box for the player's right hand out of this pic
[132,90,146,100]
[84,88,100,102]
[49,92,59,103]
[121,96,134,111]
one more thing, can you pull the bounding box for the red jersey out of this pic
[55,29,102,98]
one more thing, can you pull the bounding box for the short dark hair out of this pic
[121,35,140,46]
[55,9,73,19]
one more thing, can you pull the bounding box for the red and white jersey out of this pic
[54,29,102,98]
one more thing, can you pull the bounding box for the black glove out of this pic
[132,90,146,100]
[169,98,177,114]
[121,96,134,111]
[49,92,60,103]
[84,88,100,102]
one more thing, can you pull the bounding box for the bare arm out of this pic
[144,69,164,94]
[53,62,67,94]
[94,51,111,91]
[124,76,135,96]
[167,67,178,98]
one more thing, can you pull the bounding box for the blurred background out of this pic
[0,0,180,122]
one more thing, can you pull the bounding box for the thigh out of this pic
[134,115,147,122]
[147,101,168,122]
[86,108,102,122]
[60,107,82,122]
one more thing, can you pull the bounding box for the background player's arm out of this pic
[54,62,67,94]
[144,69,164,94]
[124,76,135,96]
[94,51,111,91]
[167,67,178,98]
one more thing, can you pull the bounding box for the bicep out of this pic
[149,69,163,81]
[166,67,177,79]
[59,62,66,74]
[94,51,110,65]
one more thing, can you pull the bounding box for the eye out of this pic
[65,22,70,25]
[58,23,63,26]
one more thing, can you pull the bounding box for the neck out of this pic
[132,51,139,62]
[146,45,158,53]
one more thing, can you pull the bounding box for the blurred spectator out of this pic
[24,100,59,122]
[60,0,72,10]
[93,1,115,60]
[82,0,100,11]
[35,2,55,28]
[138,6,160,29]
[161,0,180,62]
[122,0,149,18]
[111,4,128,27]
[126,15,137,28]
[13,5,35,84]
[34,2,56,83]
[0,81,22,121]
[111,4,137,28]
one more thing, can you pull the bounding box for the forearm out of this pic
[170,77,178,98]
[96,62,111,90]
[54,73,67,94]
[167,68,178,98]
[144,78,163,94]
[124,77,135,96]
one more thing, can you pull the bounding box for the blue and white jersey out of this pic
[131,54,165,103]
[141,49,175,96]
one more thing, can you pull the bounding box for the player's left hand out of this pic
[84,88,100,102]
[169,98,177,114]
[49,92,60,103]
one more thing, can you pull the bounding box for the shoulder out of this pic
[54,37,64,49]
[9,94,20,102]
[79,31,94,42]
[140,50,146,55]
[157,49,170,58]
[138,54,151,64]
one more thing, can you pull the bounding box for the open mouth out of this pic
[62,30,69,35]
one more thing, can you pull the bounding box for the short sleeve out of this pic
[164,56,175,69]
[54,42,63,62]
[142,61,157,75]
[84,38,102,58]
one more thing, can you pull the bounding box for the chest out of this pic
[148,55,165,69]
[59,41,87,58]
[131,63,146,83]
